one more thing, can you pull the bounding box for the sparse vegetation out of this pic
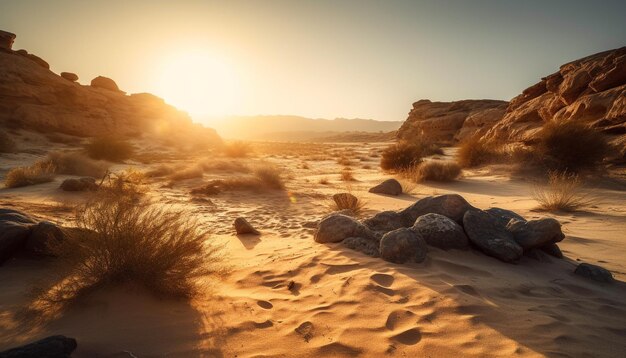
[191,165,285,195]
[340,169,356,181]
[99,168,147,198]
[0,130,17,153]
[254,166,285,189]
[168,166,203,182]
[85,136,135,162]
[457,135,505,168]
[380,141,424,171]
[329,192,366,216]
[533,120,611,173]
[4,161,55,188]
[199,159,251,173]
[46,151,110,177]
[319,177,330,185]
[533,171,593,212]
[223,141,252,158]
[38,195,225,305]
[409,160,462,182]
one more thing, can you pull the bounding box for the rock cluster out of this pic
[314,194,568,265]
[0,208,66,264]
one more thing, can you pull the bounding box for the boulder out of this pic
[233,217,260,235]
[574,263,614,283]
[368,179,402,196]
[24,221,65,256]
[60,72,79,82]
[60,177,98,192]
[343,236,380,257]
[314,214,375,244]
[485,207,526,226]
[0,209,36,264]
[400,194,475,225]
[362,210,408,233]
[506,218,564,251]
[0,335,77,358]
[90,75,121,92]
[463,209,523,262]
[332,193,358,209]
[541,243,564,258]
[0,30,16,50]
[379,228,427,264]
[412,213,469,250]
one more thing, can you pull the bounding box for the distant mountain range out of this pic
[207,115,402,141]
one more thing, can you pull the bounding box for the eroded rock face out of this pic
[368,179,402,196]
[463,209,523,262]
[0,30,16,50]
[412,213,469,250]
[485,47,626,159]
[397,99,508,144]
[314,214,375,244]
[379,228,427,264]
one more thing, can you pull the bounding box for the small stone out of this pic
[314,214,375,244]
[233,217,260,235]
[574,263,614,283]
[507,218,564,251]
[60,72,79,82]
[368,179,403,196]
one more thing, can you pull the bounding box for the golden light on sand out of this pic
[157,51,239,116]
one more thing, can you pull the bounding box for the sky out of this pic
[1,0,625,123]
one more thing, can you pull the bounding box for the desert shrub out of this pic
[199,159,250,173]
[42,196,225,302]
[533,171,592,212]
[457,135,505,168]
[85,136,134,162]
[46,151,109,177]
[340,169,356,181]
[380,141,424,171]
[254,166,285,189]
[0,130,17,153]
[410,160,462,182]
[223,141,252,158]
[337,156,352,166]
[168,166,203,182]
[533,120,610,172]
[99,168,146,198]
[4,161,55,188]
[329,192,366,216]
[398,178,417,194]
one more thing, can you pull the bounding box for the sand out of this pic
[1,138,625,357]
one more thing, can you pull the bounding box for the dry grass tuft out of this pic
[99,168,147,198]
[328,192,366,216]
[409,160,462,182]
[199,159,250,173]
[337,156,352,166]
[47,151,110,177]
[35,195,225,308]
[457,135,505,168]
[4,161,55,188]
[319,177,330,185]
[191,165,285,195]
[0,130,17,153]
[254,166,285,190]
[533,171,593,212]
[398,178,417,194]
[340,169,356,181]
[380,141,424,171]
[85,136,134,162]
[223,141,252,158]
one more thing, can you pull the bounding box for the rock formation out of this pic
[397,99,508,144]
[0,30,15,50]
[0,31,221,146]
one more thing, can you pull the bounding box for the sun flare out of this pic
[156,51,239,117]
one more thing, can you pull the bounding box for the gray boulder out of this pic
[379,228,427,264]
[401,194,475,225]
[0,209,36,264]
[314,214,375,244]
[574,263,614,283]
[234,217,260,235]
[463,209,523,263]
[363,210,408,232]
[0,335,77,358]
[485,207,526,226]
[368,179,402,196]
[506,218,564,251]
[412,213,469,250]
[343,236,380,257]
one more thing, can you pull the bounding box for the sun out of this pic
[156,51,239,117]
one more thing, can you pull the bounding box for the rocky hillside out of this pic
[397,99,508,144]
[0,31,221,144]
[397,47,626,157]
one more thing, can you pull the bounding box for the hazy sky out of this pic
[1,0,625,122]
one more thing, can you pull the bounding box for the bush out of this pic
[47,151,110,177]
[380,142,424,171]
[0,130,17,153]
[99,168,147,198]
[190,165,285,194]
[85,136,134,162]
[329,192,366,216]
[4,161,55,188]
[41,196,225,303]
[409,161,462,182]
[223,141,252,158]
[534,120,610,172]
[533,171,592,212]
[254,166,284,190]
[340,169,356,181]
[457,135,505,168]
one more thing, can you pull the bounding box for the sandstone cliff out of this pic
[0,32,221,146]
[397,99,508,144]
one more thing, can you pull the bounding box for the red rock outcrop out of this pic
[397,99,507,143]
[0,30,15,51]
[0,33,221,147]
[485,47,626,156]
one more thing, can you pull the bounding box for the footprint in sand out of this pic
[295,321,315,342]
[385,309,416,330]
[257,300,273,309]
[370,273,394,287]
